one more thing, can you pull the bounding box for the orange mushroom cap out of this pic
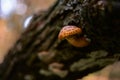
[58,25,82,40]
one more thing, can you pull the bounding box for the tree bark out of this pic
[0,0,120,80]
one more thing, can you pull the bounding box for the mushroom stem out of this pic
[66,36,90,47]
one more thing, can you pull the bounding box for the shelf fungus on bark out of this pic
[58,25,90,47]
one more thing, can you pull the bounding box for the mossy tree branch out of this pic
[0,0,120,80]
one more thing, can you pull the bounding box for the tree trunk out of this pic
[0,0,120,80]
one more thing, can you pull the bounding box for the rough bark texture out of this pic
[0,0,120,80]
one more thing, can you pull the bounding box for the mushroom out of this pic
[58,25,90,47]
